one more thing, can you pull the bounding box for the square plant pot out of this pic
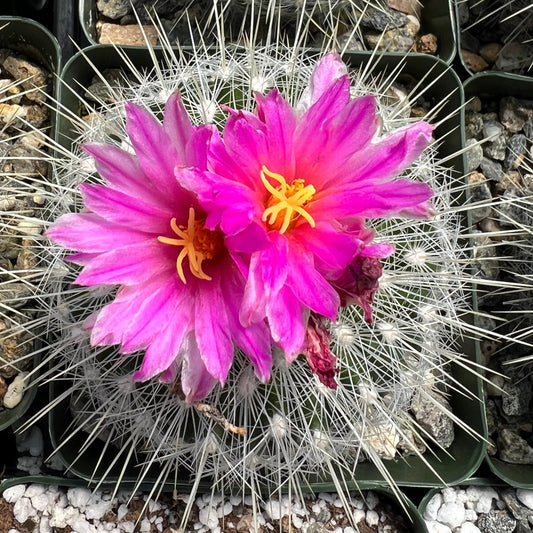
[49,44,486,494]
[455,0,533,77]
[0,17,60,431]
[79,0,456,64]
[463,72,533,489]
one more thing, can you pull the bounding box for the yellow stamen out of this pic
[158,207,223,283]
[261,166,316,234]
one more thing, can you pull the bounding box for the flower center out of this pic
[158,207,223,284]
[261,165,316,234]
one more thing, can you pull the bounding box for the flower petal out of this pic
[255,90,296,178]
[83,143,168,207]
[194,273,234,383]
[210,111,268,191]
[75,241,173,286]
[267,286,308,360]
[125,101,190,202]
[220,259,272,382]
[181,334,218,403]
[240,235,289,326]
[298,95,380,188]
[46,213,149,253]
[290,221,361,279]
[297,52,349,113]
[79,183,173,234]
[314,179,434,220]
[347,121,435,186]
[163,92,194,160]
[286,247,340,320]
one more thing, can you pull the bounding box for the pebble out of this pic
[98,23,159,46]
[425,486,532,533]
[516,489,533,510]
[3,371,28,408]
[465,139,484,172]
[459,2,533,74]
[0,484,413,533]
[461,50,488,72]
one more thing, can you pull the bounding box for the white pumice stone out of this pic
[517,489,533,510]
[38,515,51,533]
[4,373,28,408]
[24,484,46,499]
[220,501,232,516]
[67,487,93,509]
[456,490,468,504]
[437,502,465,529]
[117,503,128,520]
[199,506,219,529]
[465,487,481,502]
[264,500,283,520]
[458,522,481,533]
[475,495,494,513]
[464,509,478,522]
[3,484,26,503]
[13,497,34,523]
[31,493,50,512]
[365,491,380,510]
[292,515,303,529]
[121,521,135,533]
[441,487,457,504]
[86,501,111,520]
[17,455,42,475]
[353,509,366,523]
[366,510,379,526]
[426,521,452,533]
[424,493,443,520]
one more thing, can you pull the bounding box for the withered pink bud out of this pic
[334,256,383,324]
[303,314,339,389]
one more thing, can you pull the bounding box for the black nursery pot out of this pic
[464,72,533,489]
[0,17,60,431]
[50,45,486,494]
[79,0,456,64]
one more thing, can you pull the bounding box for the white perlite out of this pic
[425,485,527,533]
[2,484,410,533]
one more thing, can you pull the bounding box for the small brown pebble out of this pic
[479,42,503,65]
[462,49,489,72]
[2,55,49,102]
[98,23,158,46]
[386,0,421,16]
[479,217,501,235]
[466,96,482,113]
[415,33,438,54]
[468,171,487,185]
[0,376,7,402]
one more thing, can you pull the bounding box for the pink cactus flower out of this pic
[181,52,435,361]
[47,94,272,403]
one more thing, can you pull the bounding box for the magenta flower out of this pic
[47,94,272,403]
[181,52,435,360]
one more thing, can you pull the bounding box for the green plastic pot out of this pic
[464,72,533,490]
[454,1,533,78]
[0,17,60,431]
[51,45,485,493]
[79,0,456,64]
